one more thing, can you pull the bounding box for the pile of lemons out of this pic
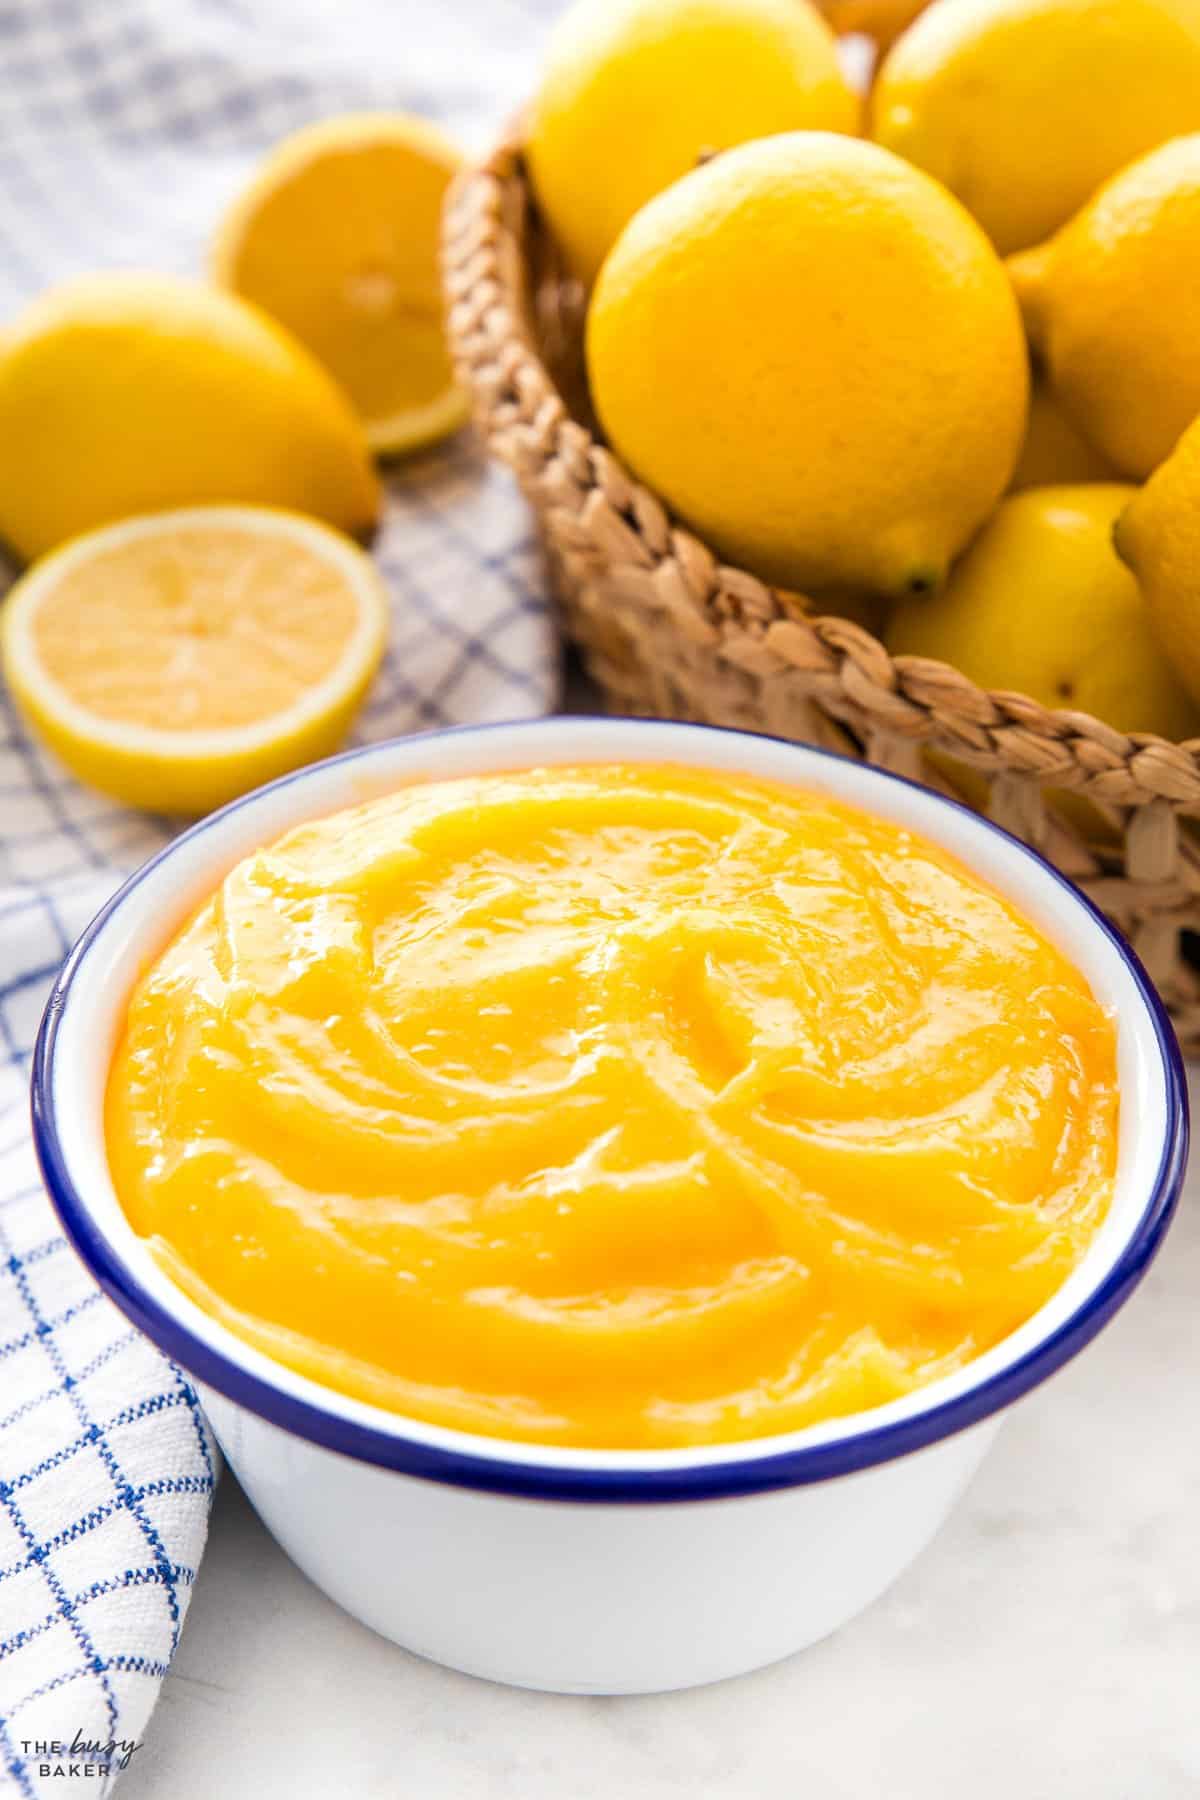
[0,116,468,813]
[528,0,1200,759]
[6,0,1200,820]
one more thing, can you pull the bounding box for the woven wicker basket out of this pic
[443,135,1200,1052]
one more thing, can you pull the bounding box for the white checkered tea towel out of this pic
[0,1,562,1791]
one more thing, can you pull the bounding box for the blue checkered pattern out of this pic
[0,1,563,1791]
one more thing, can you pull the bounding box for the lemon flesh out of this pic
[214,113,469,456]
[1,506,389,815]
[872,0,1200,256]
[527,0,859,287]
[586,133,1028,597]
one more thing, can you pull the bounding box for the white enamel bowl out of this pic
[33,718,1187,1694]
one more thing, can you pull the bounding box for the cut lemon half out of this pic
[213,113,470,456]
[1,506,389,816]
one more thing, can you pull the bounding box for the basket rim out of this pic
[442,136,1200,814]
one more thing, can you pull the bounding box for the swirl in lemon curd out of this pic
[105,764,1118,1448]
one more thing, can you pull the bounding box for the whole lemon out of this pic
[0,272,380,563]
[816,0,931,47]
[1114,417,1200,707]
[526,0,858,287]
[871,0,1200,255]
[889,484,1198,740]
[1009,376,1118,492]
[586,133,1028,597]
[1008,134,1200,480]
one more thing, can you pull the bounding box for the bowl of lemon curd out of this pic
[34,718,1185,1693]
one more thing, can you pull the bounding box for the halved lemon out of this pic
[1,506,389,815]
[213,113,470,456]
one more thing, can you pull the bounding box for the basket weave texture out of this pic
[443,136,1200,1052]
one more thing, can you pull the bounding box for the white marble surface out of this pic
[122,1075,1200,1800]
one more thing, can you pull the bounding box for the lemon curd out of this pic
[105,764,1119,1449]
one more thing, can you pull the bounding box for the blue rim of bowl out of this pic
[31,718,1190,1504]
